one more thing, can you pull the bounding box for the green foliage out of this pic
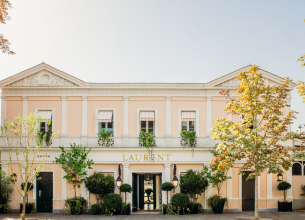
[277,181,291,202]
[29,202,36,214]
[139,131,156,158]
[89,203,114,216]
[54,143,94,198]
[97,129,113,147]
[103,193,122,210]
[180,169,209,203]
[37,130,53,146]
[21,183,33,191]
[180,130,197,156]
[120,183,132,204]
[84,172,115,201]
[171,193,190,208]
[161,182,174,191]
[160,203,177,215]
[207,195,228,208]
[301,185,305,196]
[187,203,202,214]
[64,196,87,215]
[0,171,13,209]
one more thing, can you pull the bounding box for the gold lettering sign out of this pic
[123,154,171,161]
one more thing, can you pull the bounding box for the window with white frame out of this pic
[140,111,155,134]
[101,172,114,177]
[292,161,305,176]
[38,111,53,132]
[181,111,196,132]
[97,111,113,136]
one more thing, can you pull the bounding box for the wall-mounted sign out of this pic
[123,154,171,161]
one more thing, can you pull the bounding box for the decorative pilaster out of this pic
[266,170,273,199]
[1,96,6,126]
[81,96,88,146]
[22,96,28,135]
[122,163,130,203]
[206,96,212,136]
[163,163,171,204]
[61,169,67,200]
[123,96,129,146]
[287,167,293,200]
[226,168,233,199]
[81,167,89,200]
[61,96,67,147]
[165,96,172,145]
[204,162,213,209]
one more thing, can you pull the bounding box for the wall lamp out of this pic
[11,173,17,182]
[116,164,122,189]
[277,173,283,182]
[172,164,179,190]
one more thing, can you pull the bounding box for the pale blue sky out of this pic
[1,0,305,131]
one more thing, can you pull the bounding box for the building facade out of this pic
[0,63,304,213]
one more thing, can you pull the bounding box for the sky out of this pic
[1,0,305,131]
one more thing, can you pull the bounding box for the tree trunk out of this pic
[125,192,126,204]
[21,195,26,220]
[74,184,76,198]
[254,175,259,219]
[284,190,286,202]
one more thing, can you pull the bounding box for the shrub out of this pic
[64,196,87,215]
[277,181,291,202]
[0,171,13,213]
[161,182,174,205]
[171,193,189,208]
[120,184,132,204]
[207,195,228,208]
[85,172,115,203]
[104,193,122,210]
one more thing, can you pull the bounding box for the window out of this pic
[140,111,155,134]
[38,110,52,132]
[181,111,196,132]
[97,111,113,136]
[101,172,114,177]
[292,162,303,175]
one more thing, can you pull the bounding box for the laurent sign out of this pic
[123,154,171,161]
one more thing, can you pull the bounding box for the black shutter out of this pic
[132,174,138,212]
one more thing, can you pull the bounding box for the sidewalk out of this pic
[1,211,305,220]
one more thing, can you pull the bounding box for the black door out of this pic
[242,171,255,211]
[36,172,53,212]
[139,175,144,210]
[132,174,138,212]
[153,175,156,209]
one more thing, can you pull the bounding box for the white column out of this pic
[165,96,172,146]
[81,167,89,200]
[81,96,88,146]
[1,96,6,126]
[266,171,273,199]
[61,96,67,147]
[227,168,233,199]
[61,169,67,200]
[287,167,293,200]
[163,163,171,204]
[204,163,213,209]
[286,95,291,132]
[22,96,28,135]
[123,96,129,146]
[206,96,212,136]
[122,163,130,203]
[239,174,242,199]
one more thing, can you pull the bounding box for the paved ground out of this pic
[1,211,305,220]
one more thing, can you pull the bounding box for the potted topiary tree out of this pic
[54,143,94,215]
[0,171,13,214]
[278,181,292,212]
[160,182,174,214]
[103,193,123,215]
[120,184,132,215]
[171,193,190,215]
[20,183,34,214]
[180,169,209,214]
[85,172,115,204]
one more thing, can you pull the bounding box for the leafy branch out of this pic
[139,131,156,159]
[97,129,113,147]
[180,130,197,156]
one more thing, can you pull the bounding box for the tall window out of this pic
[140,111,155,133]
[38,111,52,132]
[97,111,113,135]
[181,111,196,132]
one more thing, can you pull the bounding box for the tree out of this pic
[0,0,15,55]
[0,170,13,213]
[179,169,209,203]
[0,114,59,220]
[120,183,132,204]
[84,172,115,203]
[54,143,94,198]
[210,65,303,219]
[277,181,291,202]
[160,182,174,205]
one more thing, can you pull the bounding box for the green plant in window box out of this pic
[180,130,197,156]
[139,131,156,159]
[97,129,114,147]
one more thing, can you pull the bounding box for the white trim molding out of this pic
[95,108,117,137]
[137,108,158,137]
[34,107,55,132]
[178,108,199,136]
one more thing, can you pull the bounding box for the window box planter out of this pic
[278,201,292,212]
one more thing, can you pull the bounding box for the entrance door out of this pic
[36,172,53,212]
[242,171,255,211]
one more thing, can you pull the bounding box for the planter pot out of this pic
[69,201,82,215]
[211,199,225,214]
[191,205,198,214]
[278,201,292,212]
[163,205,168,215]
[20,203,34,214]
[0,206,5,214]
[122,204,131,215]
[113,206,121,215]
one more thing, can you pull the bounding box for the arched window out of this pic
[292,163,302,175]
